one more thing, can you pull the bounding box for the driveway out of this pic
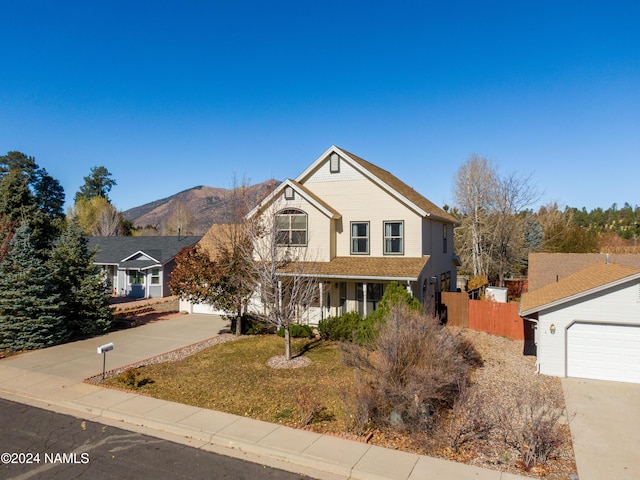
[562,377,640,480]
[0,313,230,383]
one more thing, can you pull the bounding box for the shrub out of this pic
[365,281,422,325]
[342,304,475,434]
[495,385,565,470]
[318,311,380,345]
[445,385,493,453]
[277,324,314,338]
[229,314,275,335]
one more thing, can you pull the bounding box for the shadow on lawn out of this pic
[293,338,325,358]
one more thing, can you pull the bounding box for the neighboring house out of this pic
[238,145,460,324]
[88,236,201,299]
[520,254,640,384]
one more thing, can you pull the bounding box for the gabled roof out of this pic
[87,236,202,269]
[296,146,458,224]
[278,256,430,281]
[520,262,640,316]
[247,178,342,219]
[528,253,640,290]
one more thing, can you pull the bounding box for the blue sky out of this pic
[1,1,639,212]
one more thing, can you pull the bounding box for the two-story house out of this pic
[243,146,460,324]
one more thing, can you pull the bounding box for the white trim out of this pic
[296,146,430,218]
[520,272,640,316]
[120,250,161,264]
[247,179,340,220]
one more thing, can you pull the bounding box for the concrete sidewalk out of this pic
[0,314,525,480]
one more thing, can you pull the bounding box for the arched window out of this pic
[275,209,307,246]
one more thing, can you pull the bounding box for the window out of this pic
[384,221,404,254]
[128,270,144,285]
[443,224,448,253]
[151,268,160,285]
[276,209,307,246]
[351,222,369,254]
[330,152,340,173]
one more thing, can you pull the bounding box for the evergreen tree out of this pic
[74,166,117,204]
[0,222,67,350]
[48,219,113,336]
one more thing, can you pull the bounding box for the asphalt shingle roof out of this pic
[278,256,430,280]
[527,253,640,290]
[520,261,640,315]
[87,236,202,268]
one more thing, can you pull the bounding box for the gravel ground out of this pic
[443,327,577,479]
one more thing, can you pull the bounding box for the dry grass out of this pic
[105,328,577,478]
[106,336,355,431]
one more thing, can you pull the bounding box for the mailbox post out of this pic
[97,343,114,380]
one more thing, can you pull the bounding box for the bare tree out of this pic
[243,210,319,361]
[200,177,256,336]
[166,200,194,236]
[453,156,540,285]
[453,155,497,277]
[489,172,540,285]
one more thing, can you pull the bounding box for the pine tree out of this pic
[0,222,67,350]
[48,219,113,336]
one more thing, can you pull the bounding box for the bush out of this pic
[277,323,314,338]
[318,311,380,344]
[495,385,565,471]
[341,304,475,434]
[229,314,275,335]
[365,281,422,325]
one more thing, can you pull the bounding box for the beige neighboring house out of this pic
[239,145,460,325]
[521,253,640,384]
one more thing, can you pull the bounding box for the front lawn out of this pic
[104,330,577,479]
[106,336,355,432]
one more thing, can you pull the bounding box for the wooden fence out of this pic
[440,291,525,340]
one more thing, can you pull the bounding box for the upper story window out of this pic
[351,222,369,254]
[276,209,307,246]
[443,224,448,253]
[384,221,404,255]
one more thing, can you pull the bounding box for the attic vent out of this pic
[284,186,294,200]
[330,152,340,173]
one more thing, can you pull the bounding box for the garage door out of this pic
[567,323,640,383]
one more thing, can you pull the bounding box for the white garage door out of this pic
[567,322,640,383]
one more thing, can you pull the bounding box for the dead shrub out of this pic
[445,385,494,453]
[340,374,372,435]
[341,305,475,434]
[496,385,565,471]
[295,385,322,427]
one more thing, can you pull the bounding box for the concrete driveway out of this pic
[562,377,640,480]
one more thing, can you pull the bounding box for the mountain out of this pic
[122,180,279,235]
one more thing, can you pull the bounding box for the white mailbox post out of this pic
[97,343,114,380]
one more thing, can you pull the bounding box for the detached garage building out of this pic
[520,261,640,384]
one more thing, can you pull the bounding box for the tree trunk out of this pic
[235,308,242,336]
[284,324,292,361]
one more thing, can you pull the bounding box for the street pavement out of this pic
[0,313,534,480]
[0,397,311,480]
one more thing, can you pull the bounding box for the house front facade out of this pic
[245,145,460,324]
[520,258,640,384]
[88,236,201,299]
